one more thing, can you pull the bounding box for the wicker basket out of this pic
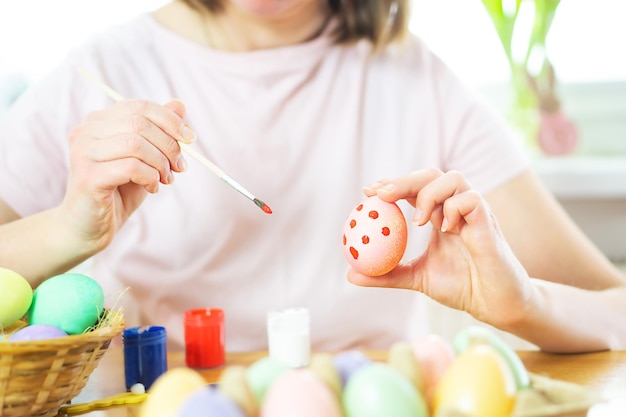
[0,309,124,417]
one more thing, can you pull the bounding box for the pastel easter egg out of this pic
[0,267,33,328]
[309,353,342,398]
[245,356,290,403]
[27,273,104,334]
[453,326,530,390]
[342,196,408,276]
[8,324,68,342]
[411,333,456,406]
[177,386,245,417]
[343,363,428,417]
[1,320,27,341]
[219,365,258,417]
[434,343,517,417]
[333,350,372,387]
[139,367,207,417]
[388,341,424,394]
[261,369,343,417]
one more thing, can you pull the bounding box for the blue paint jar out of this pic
[122,326,168,391]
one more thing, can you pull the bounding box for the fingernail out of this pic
[441,217,448,233]
[181,124,196,142]
[167,171,175,184]
[412,208,423,225]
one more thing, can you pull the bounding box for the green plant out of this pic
[480,0,561,110]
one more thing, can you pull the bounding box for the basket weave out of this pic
[0,309,124,417]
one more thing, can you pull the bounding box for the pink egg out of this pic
[260,369,342,417]
[342,196,408,276]
[411,334,456,406]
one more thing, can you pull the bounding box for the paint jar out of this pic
[267,308,310,368]
[184,308,225,368]
[122,326,168,391]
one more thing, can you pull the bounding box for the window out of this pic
[1,0,624,155]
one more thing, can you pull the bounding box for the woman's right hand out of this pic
[61,98,196,253]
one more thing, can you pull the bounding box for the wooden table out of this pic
[68,346,626,416]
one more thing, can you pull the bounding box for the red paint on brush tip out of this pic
[262,204,273,214]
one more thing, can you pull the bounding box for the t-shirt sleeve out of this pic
[425,46,530,194]
[0,49,108,217]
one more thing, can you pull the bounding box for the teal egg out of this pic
[27,273,104,334]
[343,363,428,417]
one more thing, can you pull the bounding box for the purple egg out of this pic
[9,324,68,342]
[333,350,372,387]
[177,386,245,417]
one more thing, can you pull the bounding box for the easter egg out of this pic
[245,356,290,403]
[388,341,424,394]
[177,386,245,417]
[343,363,428,417]
[27,273,104,335]
[453,326,530,390]
[332,350,372,387]
[434,343,517,417]
[8,324,68,342]
[219,365,258,417]
[342,196,408,276]
[261,369,343,417]
[0,267,33,328]
[139,367,207,417]
[411,333,456,406]
[309,353,342,398]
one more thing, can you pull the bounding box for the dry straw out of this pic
[0,308,124,417]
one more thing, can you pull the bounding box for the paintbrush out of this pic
[76,67,272,215]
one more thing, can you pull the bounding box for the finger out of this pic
[347,261,421,291]
[80,105,189,173]
[81,157,161,194]
[85,132,175,185]
[127,99,197,144]
[87,99,196,143]
[164,99,187,118]
[440,190,501,248]
[363,168,444,203]
[413,170,473,226]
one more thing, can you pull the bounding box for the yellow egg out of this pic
[434,344,516,417]
[139,367,207,417]
[0,267,33,328]
[219,365,258,417]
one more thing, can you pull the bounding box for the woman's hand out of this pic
[347,168,536,329]
[60,99,196,253]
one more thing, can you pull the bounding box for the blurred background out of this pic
[1,1,625,343]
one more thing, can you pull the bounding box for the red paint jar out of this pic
[184,308,225,369]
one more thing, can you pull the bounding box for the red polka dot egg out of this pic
[342,196,408,276]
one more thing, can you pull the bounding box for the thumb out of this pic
[347,261,421,291]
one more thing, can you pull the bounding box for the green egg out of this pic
[343,363,428,417]
[27,273,104,334]
[245,356,290,404]
[0,267,33,328]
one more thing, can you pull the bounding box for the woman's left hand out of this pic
[347,168,536,329]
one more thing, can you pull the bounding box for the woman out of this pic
[0,0,624,352]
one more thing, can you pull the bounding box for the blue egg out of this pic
[177,386,245,417]
[8,324,67,342]
[333,350,372,387]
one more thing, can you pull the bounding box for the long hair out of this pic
[181,0,410,50]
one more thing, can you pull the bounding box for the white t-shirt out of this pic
[0,14,528,351]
